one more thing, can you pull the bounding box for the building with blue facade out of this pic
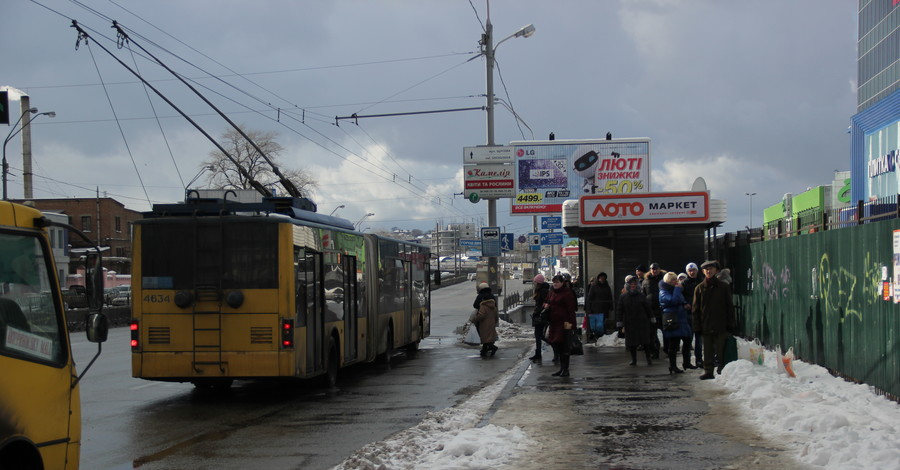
[850,0,900,203]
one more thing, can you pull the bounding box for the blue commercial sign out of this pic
[541,216,562,230]
[459,239,482,247]
[540,232,564,246]
[481,227,501,257]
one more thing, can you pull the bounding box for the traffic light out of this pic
[0,91,8,125]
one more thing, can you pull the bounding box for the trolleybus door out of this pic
[343,256,358,361]
[301,251,324,374]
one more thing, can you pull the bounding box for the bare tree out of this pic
[202,126,317,196]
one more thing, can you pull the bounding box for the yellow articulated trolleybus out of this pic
[0,201,108,470]
[130,195,431,389]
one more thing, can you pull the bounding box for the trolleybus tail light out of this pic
[130,320,139,349]
[281,319,294,348]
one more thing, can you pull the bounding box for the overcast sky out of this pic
[2,0,857,235]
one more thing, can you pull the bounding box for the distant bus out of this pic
[0,201,107,470]
[129,196,430,388]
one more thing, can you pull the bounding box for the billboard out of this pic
[464,164,515,199]
[510,138,651,215]
[580,192,709,226]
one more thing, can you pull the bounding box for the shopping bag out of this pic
[748,339,765,365]
[568,329,584,355]
[463,324,481,345]
[775,344,785,373]
[782,346,797,377]
[589,313,605,336]
[723,335,738,367]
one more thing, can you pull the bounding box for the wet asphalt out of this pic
[485,342,796,470]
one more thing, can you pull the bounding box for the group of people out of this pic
[473,259,735,381]
[616,260,736,379]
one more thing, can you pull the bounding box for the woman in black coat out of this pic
[529,274,551,362]
[616,275,655,366]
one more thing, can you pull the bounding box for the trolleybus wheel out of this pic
[377,325,394,368]
[324,336,339,388]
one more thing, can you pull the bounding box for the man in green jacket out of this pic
[692,260,736,380]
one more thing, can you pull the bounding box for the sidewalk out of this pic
[487,340,811,470]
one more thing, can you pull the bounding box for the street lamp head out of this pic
[26,107,38,114]
[41,112,56,118]
[516,24,536,38]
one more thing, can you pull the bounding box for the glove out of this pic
[616,321,623,328]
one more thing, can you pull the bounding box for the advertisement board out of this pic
[464,164,514,199]
[580,192,709,226]
[510,138,651,216]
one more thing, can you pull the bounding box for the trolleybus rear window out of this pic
[141,223,278,289]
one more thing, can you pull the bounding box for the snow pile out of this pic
[714,339,900,470]
[331,361,533,470]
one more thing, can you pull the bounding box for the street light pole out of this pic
[329,204,345,216]
[483,17,534,295]
[3,104,54,200]
[746,192,757,229]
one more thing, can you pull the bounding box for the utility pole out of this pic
[20,96,33,199]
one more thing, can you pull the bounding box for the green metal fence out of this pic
[725,217,900,399]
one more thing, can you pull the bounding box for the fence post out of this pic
[857,200,864,225]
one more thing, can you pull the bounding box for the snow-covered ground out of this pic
[332,320,900,470]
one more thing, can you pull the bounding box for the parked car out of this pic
[109,286,132,306]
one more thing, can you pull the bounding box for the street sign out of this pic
[459,239,481,247]
[463,145,514,164]
[481,227,501,257]
[528,232,541,251]
[540,232,564,245]
[541,216,562,230]
[500,233,514,252]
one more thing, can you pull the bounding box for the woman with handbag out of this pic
[543,274,577,377]
[659,272,694,374]
[529,274,551,362]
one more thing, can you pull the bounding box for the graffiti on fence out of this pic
[818,253,861,322]
[761,263,791,301]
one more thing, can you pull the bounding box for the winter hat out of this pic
[478,282,489,290]
[533,274,545,284]
[663,272,678,284]
[677,273,688,281]
[635,264,648,273]
[700,260,720,270]
[686,262,699,272]
[649,262,661,270]
[624,274,637,285]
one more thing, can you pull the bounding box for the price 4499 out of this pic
[516,193,542,204]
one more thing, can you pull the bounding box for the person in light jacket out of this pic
[470,282,499,357]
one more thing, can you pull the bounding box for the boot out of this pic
[699,372,715,380]
[669,352,682,374]
[628,347,637,366]
[489,344,498,357]
[479,345,487,357]
[529,353,542,362]
[645,348,653,366]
